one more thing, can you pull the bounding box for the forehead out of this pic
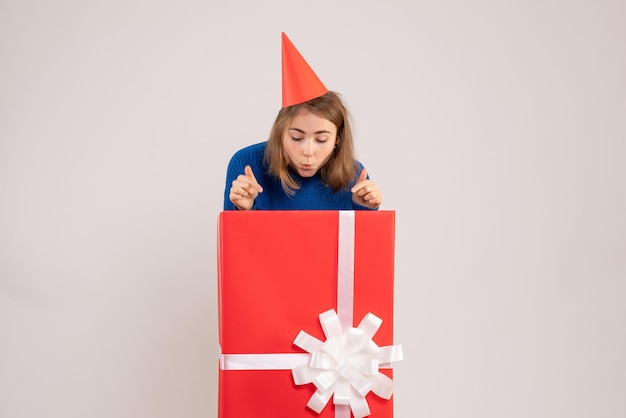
[289,109,337,133]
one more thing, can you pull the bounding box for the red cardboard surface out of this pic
[217,210,396,417]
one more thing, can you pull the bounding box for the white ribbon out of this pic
[220,353,310,370]
[292,309,403,418]
[337,211,356,329]
[219,211,403,418]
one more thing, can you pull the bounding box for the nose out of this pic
[303,140,313,157]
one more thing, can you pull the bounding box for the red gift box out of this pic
[217,210,399,417]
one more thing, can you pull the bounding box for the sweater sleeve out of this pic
[223,162,237,211]
[223,143,267,210]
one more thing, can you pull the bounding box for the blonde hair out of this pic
[264,91,357,195]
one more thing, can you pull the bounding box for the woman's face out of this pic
[282,109,338,177]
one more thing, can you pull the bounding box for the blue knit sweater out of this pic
[223,142,375,211]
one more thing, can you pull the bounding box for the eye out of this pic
[316,138,329,144]
[291,136,304,141]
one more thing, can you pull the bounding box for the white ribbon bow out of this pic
[292,309,404,418]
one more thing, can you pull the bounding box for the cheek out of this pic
[282,141,298,162]
[319,143,335,161]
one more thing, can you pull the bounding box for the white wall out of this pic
[1,1,625,417]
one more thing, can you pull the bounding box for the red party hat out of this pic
[281,32,328,108]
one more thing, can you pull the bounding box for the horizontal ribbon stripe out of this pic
[220,353,310,370]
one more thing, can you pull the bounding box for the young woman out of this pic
[223,33,382,211]
[224,91,381,210]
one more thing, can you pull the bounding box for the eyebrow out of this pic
[289,128,332,135]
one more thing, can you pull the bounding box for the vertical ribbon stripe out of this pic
[337,210,355,330]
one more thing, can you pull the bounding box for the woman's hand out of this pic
[229,165,263,210]
[351,168,382,209]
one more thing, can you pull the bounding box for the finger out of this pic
[360,182,382,201]
[356,184,369,196]
[358,168,368,183]
[244,165,263,193]
[230,191,244,201]
[367,195,382,206]
[361,190,382,207]
[364,190,381,204]
[244,165,255,179]
[229,192,252,210]
[351,168,369,193]
[229,189,247,204]
[230,183,254,209]
[232,178,251,197]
